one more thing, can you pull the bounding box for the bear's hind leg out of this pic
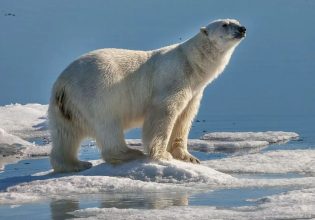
[50,118,92,172]
[96,121,145,164]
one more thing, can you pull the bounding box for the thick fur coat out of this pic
[49,19,246,172]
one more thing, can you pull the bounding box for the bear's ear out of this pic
[200,27,208,36]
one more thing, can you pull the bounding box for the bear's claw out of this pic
[170,138,200,164]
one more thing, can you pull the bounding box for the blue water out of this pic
[1,0,315,117]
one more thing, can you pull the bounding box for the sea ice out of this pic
[0,103,48,139]
[204,149,315,174]
[0,104,50,169]
[188,139,269,152]
[0,127,50,170]
[201,131,299,143]
[1,159,232,204]
[0,128,32,147]
[1,158,315,205]
[0,192,42,205]
[79,159,234,185]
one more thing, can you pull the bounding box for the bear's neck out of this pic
[180,33,236,90]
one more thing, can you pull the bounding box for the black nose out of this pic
[238,26,246,33]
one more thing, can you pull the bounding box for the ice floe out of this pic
[195,131,299,152]
[0,192,42,205]
[0,128,31,147]
[71,188,315,220]
[0,159,232,204]
[0,176,183,205]
[188,139,269,152]
[80,159,233,185]
[0,103,48,139]
[0,127,50,170]
[0,104,50,169]
[2,158,315,205]
[201,131,299,143]
[204,149,315,174]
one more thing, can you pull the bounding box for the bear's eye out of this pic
[222,24,228,28]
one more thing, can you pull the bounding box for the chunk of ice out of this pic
[204,149,315,174]
[201,131,299,143]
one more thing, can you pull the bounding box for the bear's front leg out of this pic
[142,99,187,161]
[167,92,202,164]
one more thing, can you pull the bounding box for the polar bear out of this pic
[49,19,246,172]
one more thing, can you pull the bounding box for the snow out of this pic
[0,127,50,157]
[0,103,48,139]
[0,128,50,170]
[79,159,233,185]
[190,131,299,152]
[0,104,50,170]
[2,158,315,205]
[71,188,315,220]
[22,145,51,157]
[188,139,269,152]
[0,159,232,204]
[0,128,31,146]
[201,131,299,143]
[204,150,315,174]
[0,176,182,205]
[0,193,42,205]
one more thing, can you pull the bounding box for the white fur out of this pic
[49,19,245,172]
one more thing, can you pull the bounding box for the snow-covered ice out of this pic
[204,149,315,174]
[0,192,42,205]
[0,128,32,147]
[196,131,299,152]
[2,158,315,205]
[201,131,299,143]
[80,159,234,184]
[0,159,232,204]
[0,127,50,157]
[0,175,184,205]
[188,139,269,152]
[0,104,50,170]
[0,104,48,139]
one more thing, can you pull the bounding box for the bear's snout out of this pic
[238,26,246,34]
[234,26,246,39]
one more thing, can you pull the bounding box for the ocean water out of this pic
[0,114,314,219]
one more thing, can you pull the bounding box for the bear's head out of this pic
[200,19,246,50]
